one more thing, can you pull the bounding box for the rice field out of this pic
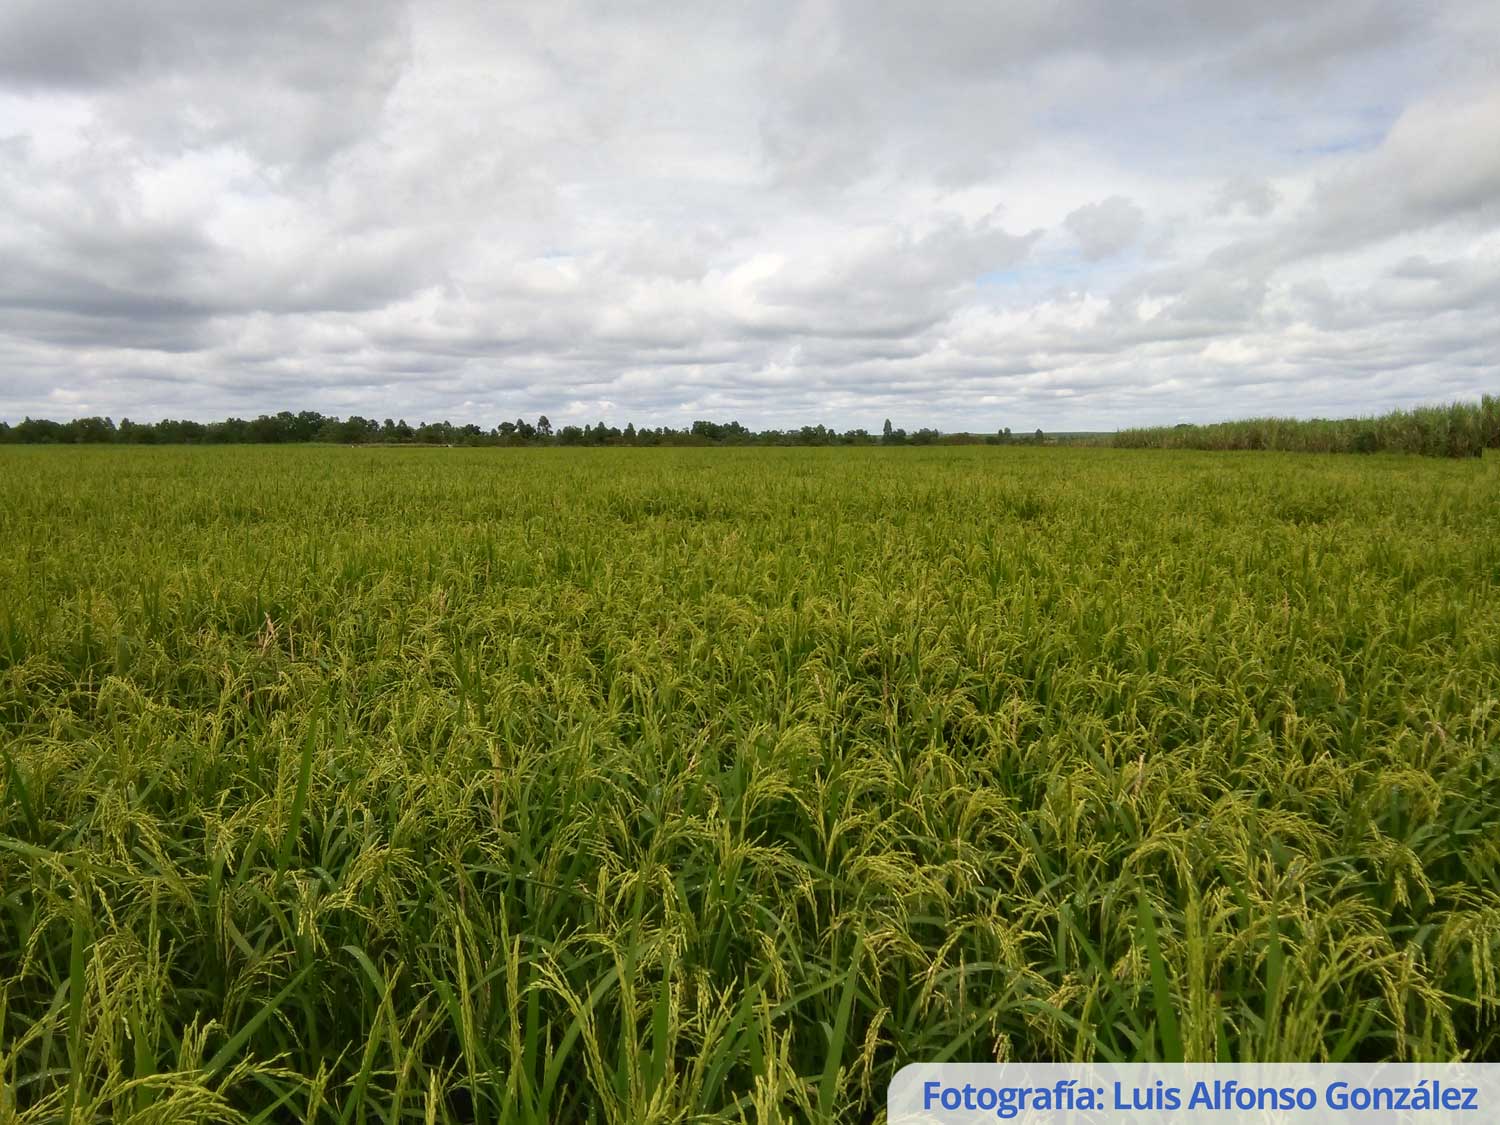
[2,444,1498,1123]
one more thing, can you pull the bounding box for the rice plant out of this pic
[1,444,1498,1122]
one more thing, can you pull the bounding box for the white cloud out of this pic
[0,0,1497,430]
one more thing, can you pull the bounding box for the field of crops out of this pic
[2,445,1498,1122]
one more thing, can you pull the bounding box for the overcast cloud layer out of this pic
[1,1,1497,430]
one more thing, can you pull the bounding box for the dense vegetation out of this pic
[1114,395,1500,458]
[7,394,1496,458]
[0,413,1033,448]
[2,445,1498,1122]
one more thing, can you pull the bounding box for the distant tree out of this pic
[340,416,378,444]
[248,413,290,443]
[207,417,250,443]
[68,416,117,443]
[270,411,301,440]
[415,421,453,444]
[11,398,1493,454]
[1,410,1036,449]
[293,410,326,442]
[15,417,64,442]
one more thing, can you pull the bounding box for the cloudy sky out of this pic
[1,1,1497,431]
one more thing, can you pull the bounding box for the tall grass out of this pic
[1,445,1498,1122]
[1114,395,1500,458]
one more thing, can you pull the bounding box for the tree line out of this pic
[0,412,1046,447]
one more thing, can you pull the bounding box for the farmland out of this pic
[2,444,1498,1122]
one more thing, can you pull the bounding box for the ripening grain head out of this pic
[1,444,1498,1122]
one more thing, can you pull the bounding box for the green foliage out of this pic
[0,413,902,448]
[1,445,1498,1122]
[1114,395,1500,458]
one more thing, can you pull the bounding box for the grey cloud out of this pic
[0,1,408,96]
[1213,177,1281,218]
[834,0,1414,79]
[0,1,410,164]
[1162,272,1271,327]
[1064,197,1145,260]
[0,2,172,89]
